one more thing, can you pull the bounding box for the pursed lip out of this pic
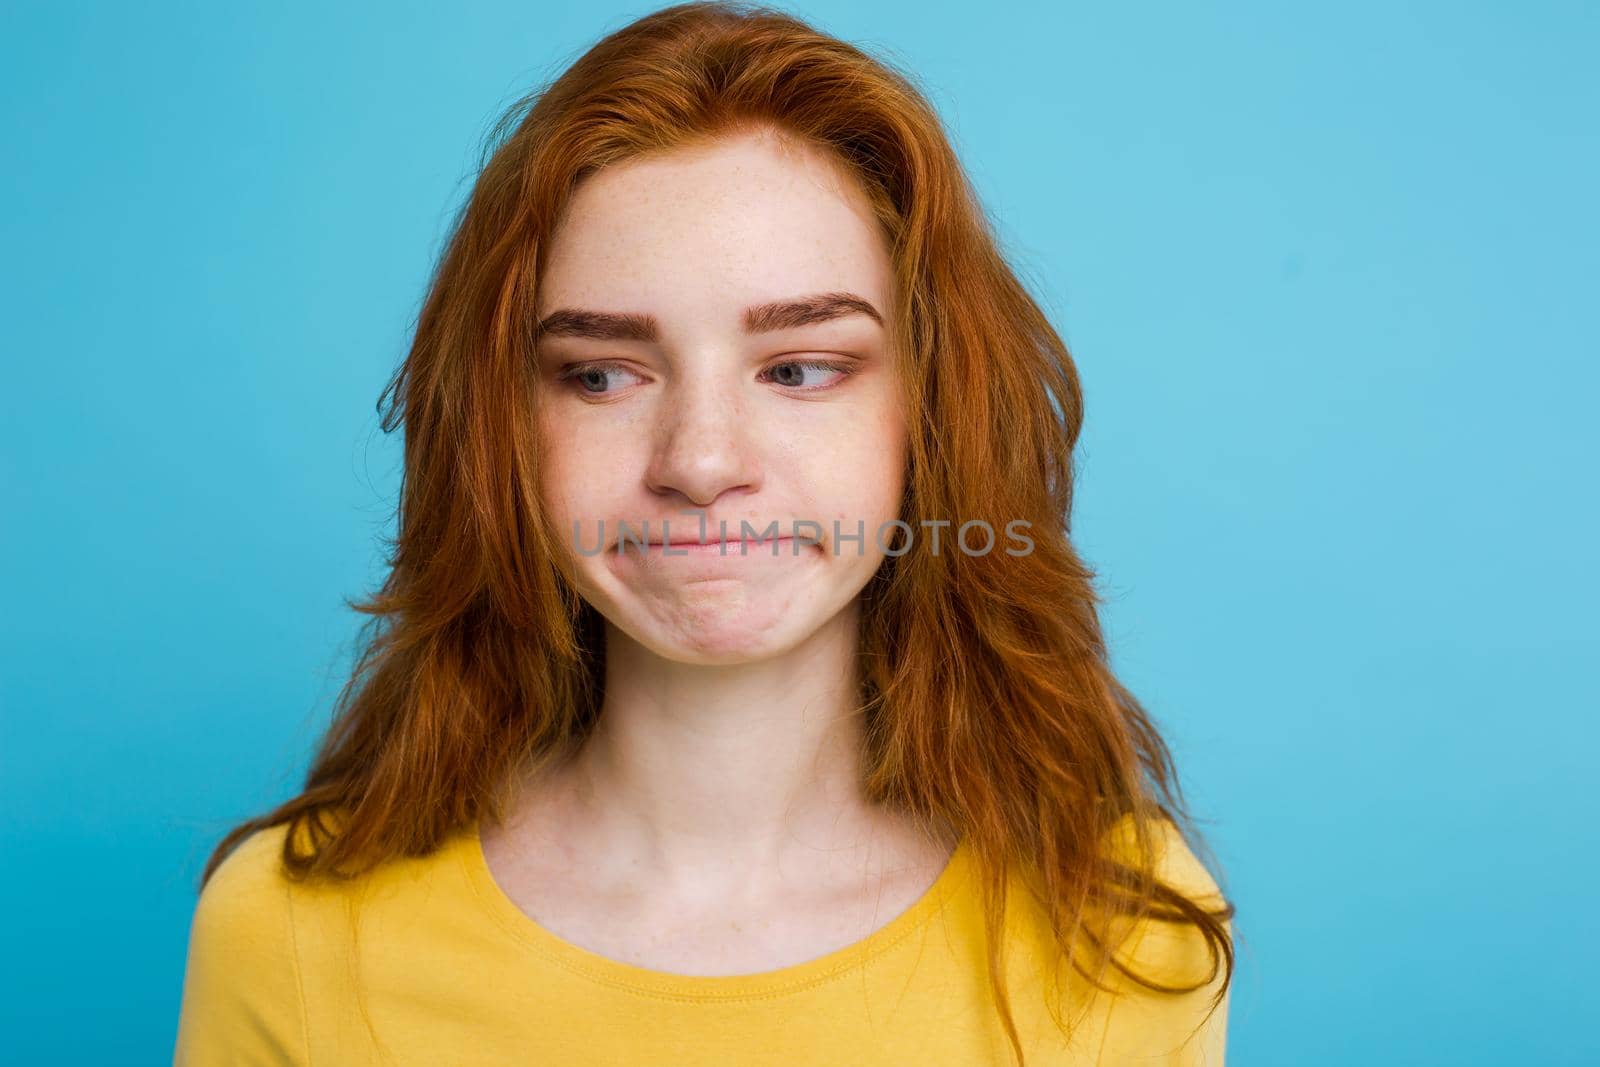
[624,535,819,557]
[640,534,796,550]
[652,536,794,547]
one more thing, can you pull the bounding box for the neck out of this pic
[501,600,946,895]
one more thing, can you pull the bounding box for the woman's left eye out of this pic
[760,360,853,390]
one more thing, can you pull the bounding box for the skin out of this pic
[479,126,956,974]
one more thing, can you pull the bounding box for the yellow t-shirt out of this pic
[174,814,1231,1065]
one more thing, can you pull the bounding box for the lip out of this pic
[630,535,813,557]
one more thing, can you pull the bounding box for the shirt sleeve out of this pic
[1093,819,1234,1065]
[173,826,309,1066]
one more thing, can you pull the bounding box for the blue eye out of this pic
[557,362,641,395]
[761,360,853,390]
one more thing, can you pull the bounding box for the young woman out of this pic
[175,3,1237,1064]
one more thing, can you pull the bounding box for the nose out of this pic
[642,365,761,508]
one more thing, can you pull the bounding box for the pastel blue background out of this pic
[3,2,1595,1063]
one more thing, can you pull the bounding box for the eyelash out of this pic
[554,359,856,398]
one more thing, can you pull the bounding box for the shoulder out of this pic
[1097,814,1232,987]
[1087,815,1234,1063]
[186,823,304,964]
[175,823,308,1065]
[1102,814,1227,896]
[197,822,297,910]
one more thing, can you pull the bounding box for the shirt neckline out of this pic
[455,820,973,1002]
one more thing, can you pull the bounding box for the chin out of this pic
[622,601,824,666]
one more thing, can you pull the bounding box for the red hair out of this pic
[200,3,1235,1061]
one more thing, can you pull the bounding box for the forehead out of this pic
[537,129,893,326]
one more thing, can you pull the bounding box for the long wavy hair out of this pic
[198,3,1235,1062]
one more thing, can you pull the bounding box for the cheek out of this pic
[814,409,908,528]
[537,404,644,536]
[863,396,910,500]
[535,404,598,536]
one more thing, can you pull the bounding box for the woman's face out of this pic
[534,127,906,665]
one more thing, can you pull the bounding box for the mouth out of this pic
[636,535,807,556]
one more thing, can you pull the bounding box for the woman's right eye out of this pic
[556,361,642,397]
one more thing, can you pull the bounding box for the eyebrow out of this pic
[533,291,884,343]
